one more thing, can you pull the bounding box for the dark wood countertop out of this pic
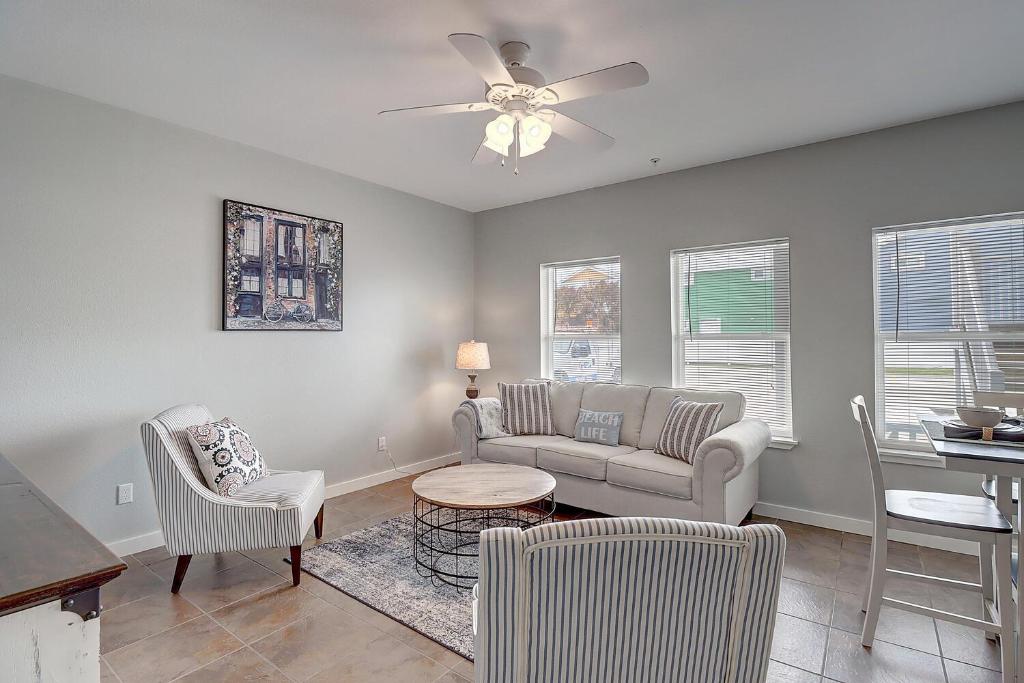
[0,452,127,617]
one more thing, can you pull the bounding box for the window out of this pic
[873,213,1024,450]
[671,239,793,439]
[239,267,261,293]
[318,232,331,265]
[541,257,621,383]
[275,221,306,298]
[241,217,262,258]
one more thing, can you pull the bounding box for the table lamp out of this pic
[456,340,490,399]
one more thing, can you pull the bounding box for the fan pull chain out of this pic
[513,122,520,176]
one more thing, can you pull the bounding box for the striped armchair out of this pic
[474,518,786,683]
[140,404,325,591]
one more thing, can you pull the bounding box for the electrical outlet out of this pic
[116,483,133,505]
[377,436,387,452]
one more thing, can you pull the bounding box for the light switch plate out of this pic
[377,436,387,452]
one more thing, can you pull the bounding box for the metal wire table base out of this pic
[412,494,556,590]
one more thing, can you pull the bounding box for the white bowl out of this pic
[956,406,1004,428]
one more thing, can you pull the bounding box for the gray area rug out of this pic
[299,514,475,660]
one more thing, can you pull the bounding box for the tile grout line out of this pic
[202,604,297,682]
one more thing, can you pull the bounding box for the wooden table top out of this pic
[0,453,127,617]
[921,418,1024,464]
[412,464,556,509]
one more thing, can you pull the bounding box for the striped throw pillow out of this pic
[498,382,555,436]
[655,397,724,463]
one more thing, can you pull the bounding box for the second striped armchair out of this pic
[140,404,325,591]
[474,517,786,683]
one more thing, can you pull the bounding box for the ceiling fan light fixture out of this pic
[518,115,552,158]
[484,114,515,156]
[520,115,552,146]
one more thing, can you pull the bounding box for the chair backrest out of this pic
[139,404,215,551]
[850,395,887,529]
[475,517,786,683]
[974,391,1024,416]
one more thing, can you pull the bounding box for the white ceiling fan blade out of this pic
[539,62,649,104]
[541,110,615,151]
[472,138,500,165]
[378,102,493,117]
[448,33,514,88]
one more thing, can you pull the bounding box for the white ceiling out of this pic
[2,1,1023,212]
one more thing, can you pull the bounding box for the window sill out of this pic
[769,437,799,451]
[879,447,945,468]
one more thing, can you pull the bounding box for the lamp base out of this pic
[465,374,479,399]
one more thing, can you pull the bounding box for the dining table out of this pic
[921,415,1024,680]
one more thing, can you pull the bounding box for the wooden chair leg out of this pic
[314,504,324,539]
[171,554,192,594]
[979,540,997,641]
[289,545,302,586]
[861,527,887,647]
[995,535,1015,680]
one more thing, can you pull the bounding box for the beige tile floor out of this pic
[99,474,1005,682]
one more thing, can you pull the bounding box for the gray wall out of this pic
[474,101,1024,522]
[0,76,474,547]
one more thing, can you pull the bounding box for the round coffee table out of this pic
[412,464,556,589]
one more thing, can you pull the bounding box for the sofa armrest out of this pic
[693,418,771,484]
[452,405,479,465]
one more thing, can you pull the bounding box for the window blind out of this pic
[873,213,1024,448]
[541,257,621,383]
[671,239,793,438]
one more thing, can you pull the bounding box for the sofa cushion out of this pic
[580,383,651,448]
[574,409,624,446]
[478,435,571,467]
[607,450,694,500]
[525,379,586,437]
[655,398,724,464]
[638,387,745,451]
[537,440,636,480]
[498,382,555,436]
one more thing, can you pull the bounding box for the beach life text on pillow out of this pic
[575,409,624,446]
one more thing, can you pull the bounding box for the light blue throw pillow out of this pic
[574,409,624,446]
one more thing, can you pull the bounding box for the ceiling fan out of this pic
[379,34,649,174]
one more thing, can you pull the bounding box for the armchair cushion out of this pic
[185,417,267,497]
[232,469,325,534]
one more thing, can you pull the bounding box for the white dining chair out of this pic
[850,396,1015,679]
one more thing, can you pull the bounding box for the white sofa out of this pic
[453,381,771,526]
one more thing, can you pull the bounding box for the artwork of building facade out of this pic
[223,200,343,331]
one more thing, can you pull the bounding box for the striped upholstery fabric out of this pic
[499,382,555,436]
[656,398,724,463]
[140,404,325,556]
[476,517,785,683]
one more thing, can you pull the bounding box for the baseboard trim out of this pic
[104,451,462,558]
[754,501,978,556]
[107,529,165,558]
[323,452,461,499]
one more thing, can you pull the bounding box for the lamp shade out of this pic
[456,340,490,370]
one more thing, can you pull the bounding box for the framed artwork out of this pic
[223,199,343,331]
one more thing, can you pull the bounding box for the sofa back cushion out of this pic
[524,378,585,437]
[580,383,651,447]
[639,387,746,451]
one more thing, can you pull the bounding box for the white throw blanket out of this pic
[460,398,509,439]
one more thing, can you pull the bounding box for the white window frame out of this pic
[670,238,796,446]
[871,211,1024,465]
[540,256,622,383]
